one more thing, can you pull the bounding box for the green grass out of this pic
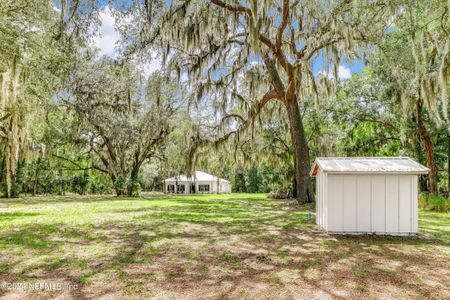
[0,193,448,299]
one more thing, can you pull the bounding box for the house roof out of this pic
[165,171,230,183]
[310,157,429,177]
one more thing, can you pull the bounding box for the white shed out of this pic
[310,157,429,235]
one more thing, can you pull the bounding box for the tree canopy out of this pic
[0,0,448,200]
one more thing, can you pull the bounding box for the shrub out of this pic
[428,195,450,212]
[268,190,290,199]
[72,174,90,195]
[419,193,450,212]
[418,192,428,209]
[127,180,141,197]
[113,175,127,196]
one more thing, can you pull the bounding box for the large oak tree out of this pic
[67,58,183,196]
[122,0,395,203]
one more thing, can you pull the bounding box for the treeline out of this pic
[0,0,449,205]
[231,165,288,194]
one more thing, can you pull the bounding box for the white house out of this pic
[311,157,429,235]
[164,171,231,194]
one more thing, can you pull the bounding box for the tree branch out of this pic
[209,0,292,73]
[210,0,252,17]
[276,0,290,50]
[52,154,107,173]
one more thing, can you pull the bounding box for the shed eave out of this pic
[323,170,429,175]
[310,157,429,176]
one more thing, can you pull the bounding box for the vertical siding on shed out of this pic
[356,175,371,232]
[324,173,417,234]
[316,170,327,229]
[412,176,418,232]
[343,176,357,231]
[316,171,321,226]
[371,175,386,233]
[327,175,343,231]
[323,172,328,230]
[385,175,400,232]
[399,176,412,232]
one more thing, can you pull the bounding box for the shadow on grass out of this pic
[0,196,448,299]
[0,193,269,206]
[0,212,41,221]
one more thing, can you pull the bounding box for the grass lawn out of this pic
[0,193,448,299]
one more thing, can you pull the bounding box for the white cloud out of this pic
[142,60,161,77]
[92,7,120,58]
[318,65,352,80]
[92,7,163,75]
[337,65,352,80]
[141,51,162,78]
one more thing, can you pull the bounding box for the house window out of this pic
[177,184,185,194]
[167,184,175,193]
[198,184,210,192]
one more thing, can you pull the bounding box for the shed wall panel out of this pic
[412,176,418,232]
[356,175,371,232]
[322,172,329,228]
[343,175,357,231]
[323,172,327,227]
[385,175,399,232]
[399,176,412,232]
[316,172,323,227]
[371,176,386,232]
[316,171,321,226]
[326,175,343,231]
[319,171,324,227]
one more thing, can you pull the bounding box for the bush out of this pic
[127,180,141,197]
[429,195,450,212]
[113,175,127,196]
[418,192,428,209]
[72,174,90,195]
[268,190,290,199]
[419,193,449,212]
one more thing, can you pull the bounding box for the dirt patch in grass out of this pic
[0,193,448,299]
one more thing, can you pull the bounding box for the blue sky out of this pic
[53,1,365,79]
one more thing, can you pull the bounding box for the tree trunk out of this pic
[413,133,428,192]
[5,145,12,198]
[416,99,438,195]
[32,157,41,196]
[127,164,141,197]
[0,156,4,190]
[5,142,17,198]
[292,176,297,198]
[115,189,127,196]
[285,97,314,204]
[110,173,125,196]
[447,132,449,197]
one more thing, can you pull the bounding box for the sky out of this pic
[95,7,162,77]
[54,3,364,80]
[94,7,118,57]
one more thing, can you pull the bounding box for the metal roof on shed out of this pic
[310,157,429,177]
